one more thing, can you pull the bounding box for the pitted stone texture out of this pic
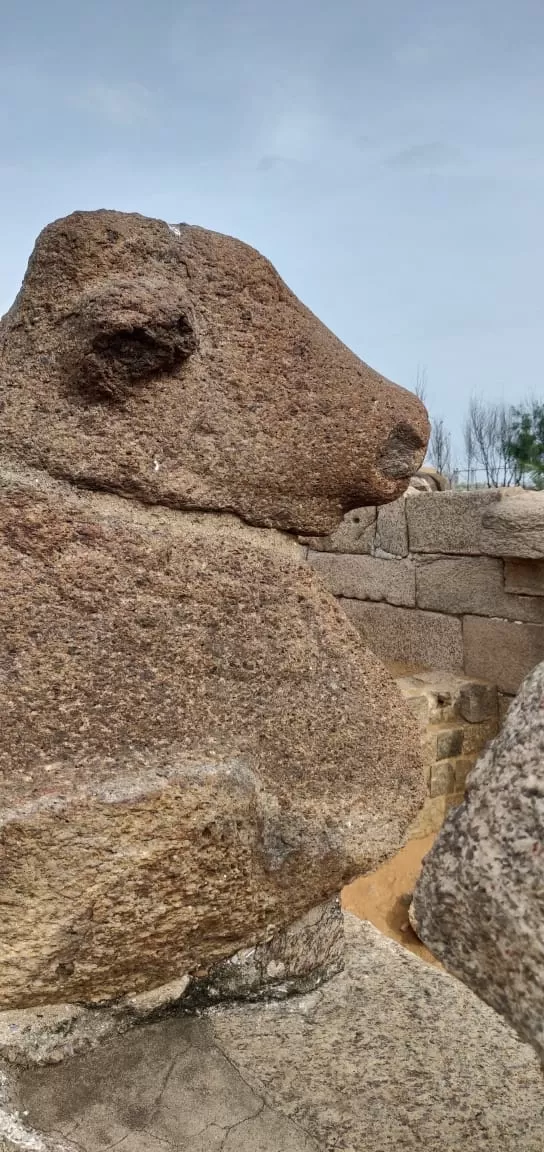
[0,210,428,536]
[0,903,342,1068]
[16,917,544,1152]
[0,467,423,1010]
[341,600,464,672]
[300,507,376,554]
[412,661,544,1062]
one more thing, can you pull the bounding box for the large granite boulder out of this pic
[412,661,544,1061]
[0,465,424,1009]
[0,213,429,1012]
[0,210,428,536]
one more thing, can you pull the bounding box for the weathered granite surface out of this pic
[0,210,428,536]
[12,917,544,1152]
[0,465,423,1010]
[412,661,544,1062]
[0,902,343,1069]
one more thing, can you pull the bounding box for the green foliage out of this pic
[506,402,544,489]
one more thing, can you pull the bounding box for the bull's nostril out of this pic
[378,423,428,479]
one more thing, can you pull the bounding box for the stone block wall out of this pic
[397,670,500,838]
[302,488,544,837]
[303,489,544,699]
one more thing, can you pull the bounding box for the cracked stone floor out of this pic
[18,917,544,1152]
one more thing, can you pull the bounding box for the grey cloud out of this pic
[385,141,459,169]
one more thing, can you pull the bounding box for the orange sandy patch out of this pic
[342,834,440,967]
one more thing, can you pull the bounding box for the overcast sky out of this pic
[2,0,543,456]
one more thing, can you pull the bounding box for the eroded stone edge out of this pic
[0,900,344,1070]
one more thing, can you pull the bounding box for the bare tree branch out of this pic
[463,398,521,487]
[414,365,428,404]
[428,417,452,478]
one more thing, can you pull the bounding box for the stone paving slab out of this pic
[16,917,544,1152]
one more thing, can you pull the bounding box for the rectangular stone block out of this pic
[398,670,498,723]
[504,559,544,596]
[435,725,464,760]
[395,680,431,730]
[375,499,408,557]
[461,716,499,754]
[308,553,415,606]
[403,671,465,723]
[457,680,498,723]
[416,555,544,624]
[406,491,503,555]
[463,616,544,694]
[300,507,376,554]
[452,755,477,792]
[480,493,544,558]
[430,761,455,798]
[340,601,464,672]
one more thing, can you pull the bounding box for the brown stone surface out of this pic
[340,601,464,672]
[0,466,424,1010]
[416,555,544,623]
[504,559,544,596]
[396,684,431,730]
[463,616,544,694]
[307,552,415,606]
[452,756,477,791]
[0,210,428,536]
[397,670,497,725]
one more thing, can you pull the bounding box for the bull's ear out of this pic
[65,275,198,402]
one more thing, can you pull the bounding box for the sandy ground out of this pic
[342,834,440,966]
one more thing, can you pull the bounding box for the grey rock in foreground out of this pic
[16,917,544,1152]
[412,661,544,1062]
